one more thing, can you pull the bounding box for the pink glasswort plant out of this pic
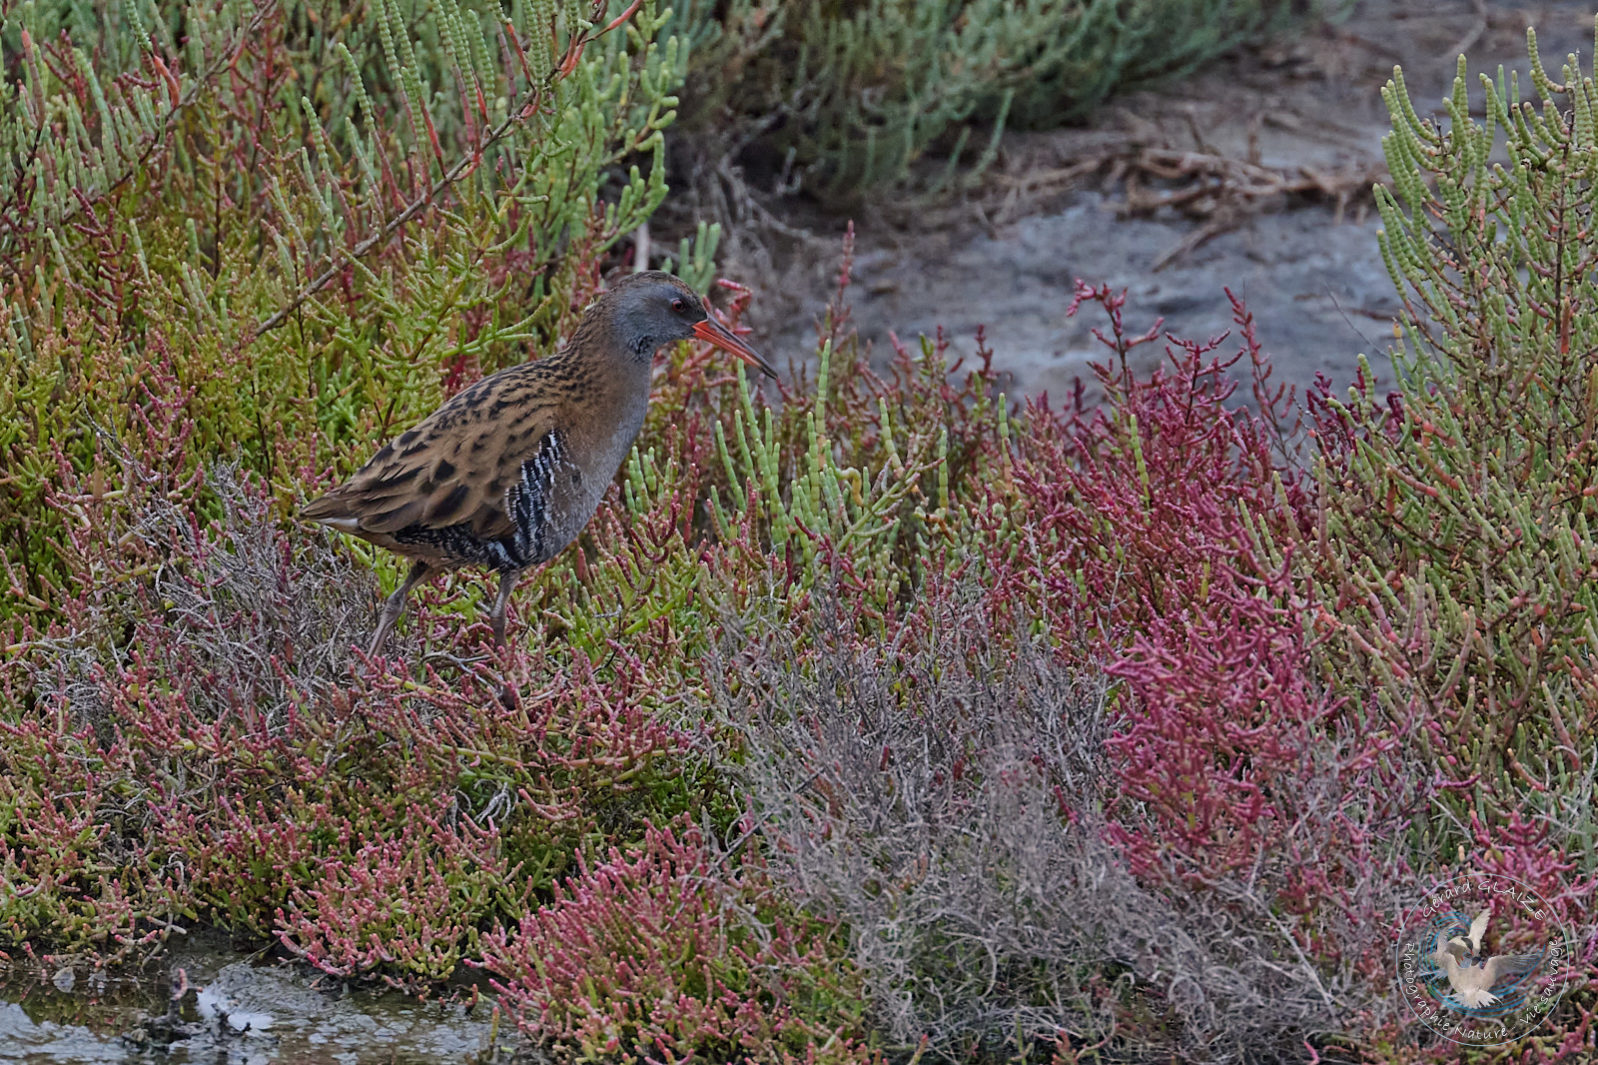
[478,819,875,1064]
[3,252,1592,1059]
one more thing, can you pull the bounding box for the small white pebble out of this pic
[229,1010,276,1033]
[195,988,225,1021]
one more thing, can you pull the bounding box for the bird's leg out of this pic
[487,570,521,651]
[487,570,523,711]
[368,560,433,656]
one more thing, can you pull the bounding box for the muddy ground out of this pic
[731,1,1596,405]
[0,931,500,1064]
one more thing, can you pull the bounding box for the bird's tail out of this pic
[301,491,360,530]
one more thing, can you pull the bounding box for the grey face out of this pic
[615,276,707,357]
[607,270,777,378]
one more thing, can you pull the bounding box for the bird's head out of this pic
[1433,935,1468,970]
[604,271,777,379]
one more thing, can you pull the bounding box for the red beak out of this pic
[693,316,778,379]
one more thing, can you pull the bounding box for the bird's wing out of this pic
[1467,908,1492,953]
[303,364,560,543]
[1482,952,1543,987]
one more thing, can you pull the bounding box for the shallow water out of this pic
[0,935,504,1065]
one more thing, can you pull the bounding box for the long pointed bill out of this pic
[693,317,778,379]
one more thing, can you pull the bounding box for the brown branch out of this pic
[251,102,536,337]
[253,0,644,338]
[0,0,279,267]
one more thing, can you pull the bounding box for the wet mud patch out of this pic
[1,936,503,1065]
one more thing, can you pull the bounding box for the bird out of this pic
[1432,924,1542,1010]
[1447,908,1492,962]
[303,271,776,655]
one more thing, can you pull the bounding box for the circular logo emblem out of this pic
[1394,873,1573,1046]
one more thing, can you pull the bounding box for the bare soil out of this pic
[0,932,500,1063]
[732,0,1597,404]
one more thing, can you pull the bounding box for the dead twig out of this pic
[1443,0,1490,66]
[985,124,1382,259]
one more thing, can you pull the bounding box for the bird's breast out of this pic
[530,392,649,560]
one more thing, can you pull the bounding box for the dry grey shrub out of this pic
[31,463,380,732]
[708,585,1392,1063]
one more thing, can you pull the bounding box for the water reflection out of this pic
[0,935,505,1064]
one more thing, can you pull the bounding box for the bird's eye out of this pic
[671,298,686,314]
